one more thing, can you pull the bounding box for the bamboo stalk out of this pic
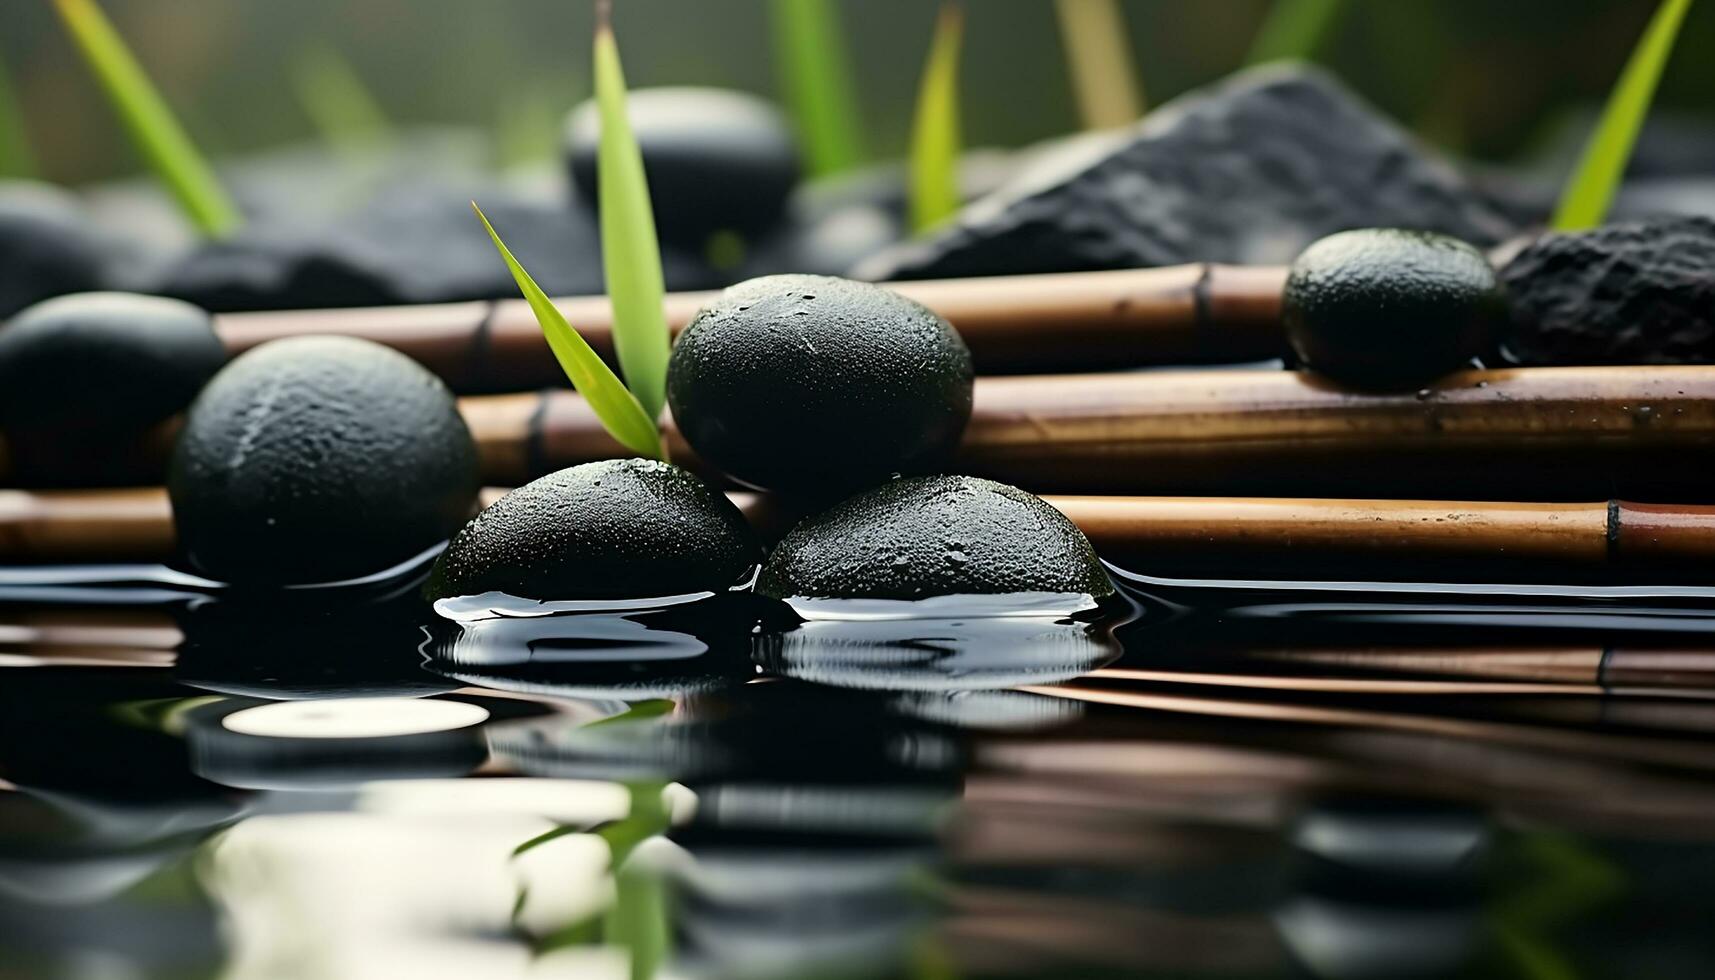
[7,364,1715,499]
[212,264,1288,388]
[311,362,1715,500]
[1088,666,1715,698]
[6,486,1715,579]
[6,364,1715,499]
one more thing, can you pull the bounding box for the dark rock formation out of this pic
[855,65,1515,281]
[1501,216,1715,365]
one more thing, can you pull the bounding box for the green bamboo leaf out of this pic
[52,0,239,236]
[769,0,866,177]
[289,43,392,156]
[593,2,672,424]
[909,1,965,234]
[0,51,38,179]
[1053,0,1144,129]
[474,202,665,461]
[1246,0,1349,66]
[1551,0,1695,231]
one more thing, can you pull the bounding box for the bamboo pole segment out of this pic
[5,364,1715,498]
[508,362,1715,499]
[212,264,1289,388]
[5,486,1715,580]
[1088,665,1715,698]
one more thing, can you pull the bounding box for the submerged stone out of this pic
[169,336,479,585]
[423,459,760,602]
[1283,229,1501,390]
[667,275,973,496]
[855,64,1514,281]
[0,292,224,485]
[0,181,109,319]
[155,189,724,313]
[1501,216,1715,365]
[565,87,800,244]
[757,475,1114,601]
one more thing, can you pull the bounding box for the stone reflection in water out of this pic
[1276,797,1493,979]
[182,696,494,790]
[424,591,768,702]
[201,782,652,980]
[755,591,1131,692]
[174,589,455,699]
[0,671,239,979]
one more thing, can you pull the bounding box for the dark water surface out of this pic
[5,562,1715,979]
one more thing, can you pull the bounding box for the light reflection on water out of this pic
[4,577,1715,978]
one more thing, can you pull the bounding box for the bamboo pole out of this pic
[5,486,1715,579]
[10,365,1715,495]
[212,264,1289,387]
[7,364,1715,499]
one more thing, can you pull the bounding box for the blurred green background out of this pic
[3,0,1710,185]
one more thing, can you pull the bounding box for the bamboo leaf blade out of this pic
[289,43,393,156]
[474,202,664,461]
[1053,0,1145,129]
[52,0,240,236]
[769,0,866,176]
[593,9,672,424]
[1246,0,1349,65]
[909,1,965,234]
[0,52,38,178]
[1551,0,1695,231]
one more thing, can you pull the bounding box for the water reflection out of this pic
[5,578,1715,977]
[425,591,766,702]
[756,591,1132,692]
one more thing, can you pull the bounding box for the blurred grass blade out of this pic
[909,1,965,234]
[1551,0,1695,231]
[474,202,665,461]
[289,43,392,156]
[1246,0,1349,65]
[769,0,866,176]
[1054,0,1144,129]
[52,0,239,236]
[494,73,575,170]
[594,2,672,423]
[0,52,38,178]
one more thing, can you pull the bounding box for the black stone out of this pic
[757,475,1114,601]
[0,292,224,486]
[169,336,479,585]
[855,65,1515,281]
[423,459,761,602]
[154,188,725,313]
[1283,229,1502,390]
[667,274,973,496]
[0,181,109,320]
[566,87,800,244]
[1500,216,1715,365]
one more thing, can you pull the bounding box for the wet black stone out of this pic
[1500,216,1715,365]
[154,189,725,313]
[855,65,1515,281]
[423,458,761,602]
[168,336,479,585]
[566,87,800,244]
[667,275,973,496]
[0,181,109,320]
[0,292,224,485]
[757,475,1114,601]
[1283,229,1502,390]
